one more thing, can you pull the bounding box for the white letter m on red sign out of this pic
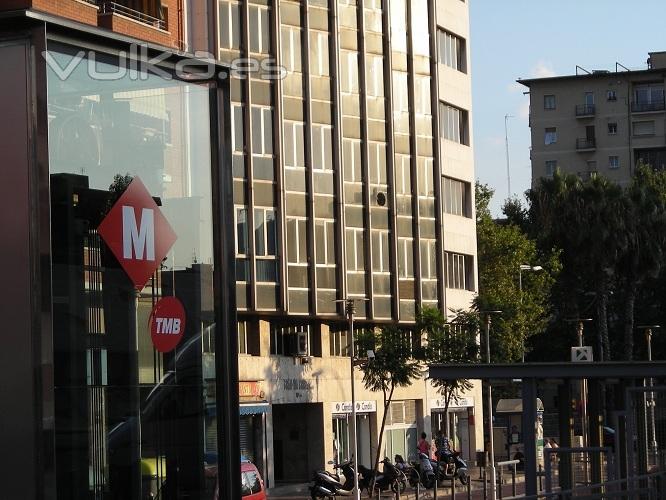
[122,206,155,261]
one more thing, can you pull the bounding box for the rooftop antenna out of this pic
[576,65,591,75]
[616,62,630,72]
[505,114,514,199]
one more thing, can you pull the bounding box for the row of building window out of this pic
[543,83,664,111]
[544,120,658,146]
[545,157,620,177]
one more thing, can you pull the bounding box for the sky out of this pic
[470,0,666,215]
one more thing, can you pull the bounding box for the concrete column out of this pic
[258,319,270,357]
[264,409,275,487]
[321,323,331,357]
[322,402,336,472]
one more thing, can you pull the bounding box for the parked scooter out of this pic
[309,461,356,498]
[436,450,469,485]
[358,458,406,495]
[407,452,437,489]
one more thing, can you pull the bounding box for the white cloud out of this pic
[530,60,556,79]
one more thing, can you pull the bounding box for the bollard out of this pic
[415,479,420,500]
[451,478,456,500]
[511,463,517,497]
[538,464,543,492]
[467,477,472,500]
[434,477,438,500]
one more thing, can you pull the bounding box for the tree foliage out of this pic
[475,183,560,362]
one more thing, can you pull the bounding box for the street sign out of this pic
[149,296,186,353]
[571,346,593,362]
[98,177,177,290]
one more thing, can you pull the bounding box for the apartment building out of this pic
[521,51,666,185]
[184,0,483,485]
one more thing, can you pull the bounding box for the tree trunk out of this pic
[623,282,637,361]
[371,385,394,494]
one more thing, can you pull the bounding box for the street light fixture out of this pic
[481,310,502,500]
[638,324,660,465]
[518,265,543,362]
[334,297,369,500]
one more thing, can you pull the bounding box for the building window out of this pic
[251,106,273,156]
[346,228,365,272]
[312,125,333,170]
[633,83,665,110]
[633,120,655,136]
[270,324,312,356]
[609,156,620,169]
[608,122,617,135]
[545,160,557,178]
[281,26,302,73]
[445,252,474,291]
[398,238,414,278]
[310,31,330,77]
[420,240,438,280]
[255,208,278,282]
[286,217,308,264]
[249,5,270,54]
[366,54,385,97]
[340,51,359,94]
[544,94,556,110]
[238,321,249,354]
[330,328,350,357]
[544,127,557,145]
[219,1,241,50]
[371,230,390,273]
[443,176,471,217]
[439,102,469,145]
[607,90,617,101]
[283,121,305,168]
[235,207,249,256]
[315,219,336,265]
[437,29,466,73]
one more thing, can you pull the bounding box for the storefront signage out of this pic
[430,397,474,410]
[239,381,265,399]
[332,401,377,414]
[98,176,177,290]
[149,296,186,353]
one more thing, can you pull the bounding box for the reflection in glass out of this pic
[47,45,218,499]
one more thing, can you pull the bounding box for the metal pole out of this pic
[646,329,658,464]
[519,269,524,363]
[347,299,360,500]
[486,314,497,500]
[504,114,512,198]
[578,321,589,484]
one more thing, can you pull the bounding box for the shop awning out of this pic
[239,403,269,416]
[496,398,544,414]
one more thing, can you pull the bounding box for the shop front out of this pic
[431,397,475,460]
[0,15,238,499]
[239,382,269,481]
[331,400,376,467]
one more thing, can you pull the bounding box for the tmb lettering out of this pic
[155,317,181,334]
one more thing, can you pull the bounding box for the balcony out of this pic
[631,100,666,113]
[575,104,596,117]
[576,138,596,151]
[98,2,167,30]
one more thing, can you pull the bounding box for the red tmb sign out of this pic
[149,296,186,353]
[98,177,177,290]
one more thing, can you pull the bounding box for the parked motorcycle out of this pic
[309,461,356,498]
[436,450,469,485]
[407,452,437,489]
[358,458,406,495]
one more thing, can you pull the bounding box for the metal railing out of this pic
[575,104,596,116]
[99,2,167,30]
[631,100,666,113]
[576,137,596,150]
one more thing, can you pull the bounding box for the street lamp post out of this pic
[518,265,543,362]
[335,297,368,500]
[639,325,660,465]
[483,310,502,500]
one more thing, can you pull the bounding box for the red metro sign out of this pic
[98,177,177,290]
[149,296,186,353]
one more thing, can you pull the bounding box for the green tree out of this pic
[356,325,422,492]
[418,306,479,428]
[475,183,559,362]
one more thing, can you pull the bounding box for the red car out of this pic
[213,460,266,500]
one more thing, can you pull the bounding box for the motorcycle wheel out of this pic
[459,473,468,486]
